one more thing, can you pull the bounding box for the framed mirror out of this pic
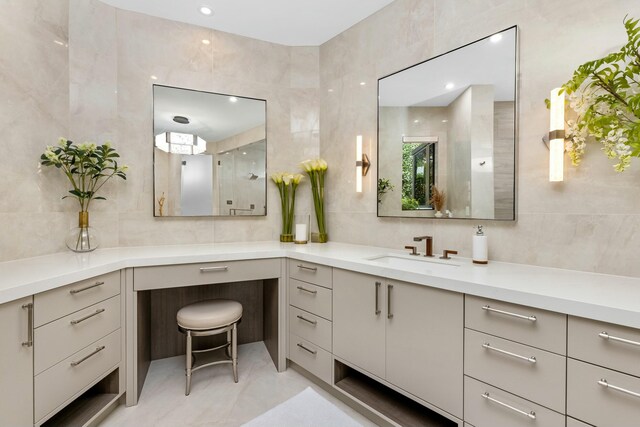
[377,26,517,220]
[153,85,267,217]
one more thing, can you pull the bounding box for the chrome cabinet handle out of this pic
[296,315,317,325]
[21,303,33,348]
[375,282,381,315]
[599,332,640,347]
[482,342,537,363]
[598,379,640,398]
[387,284,393,319]
[71,345,106,367]
[482,305,537,322]
[70,281,105,294]
[296,343,317,355]
[481,392,536,419]
[296,264,318,272]
[200,266,228,272]
[70,308,105,325]
[296,286,317,295]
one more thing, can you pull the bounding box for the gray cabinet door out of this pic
[0,297,33,427]
[386,280,464,418]
[333,269,386,379]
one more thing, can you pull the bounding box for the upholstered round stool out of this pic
[176,299,243,395]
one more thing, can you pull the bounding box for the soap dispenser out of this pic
[472,225,488,265]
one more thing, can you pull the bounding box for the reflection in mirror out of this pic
[153,85,267,216]
[378,27,517,220]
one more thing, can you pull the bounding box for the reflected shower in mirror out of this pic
[153,85,267,217]
[378,27,517,220]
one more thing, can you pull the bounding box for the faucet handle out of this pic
[404,245,419,256]
[440,249,458,260]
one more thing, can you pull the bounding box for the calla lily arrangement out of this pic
[301,158,328,242]
[271,172,304,242]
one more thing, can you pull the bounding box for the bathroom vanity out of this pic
[1,242,638,427]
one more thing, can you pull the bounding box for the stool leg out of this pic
[185,330,192,396]
[225,329,232,359]
[232,323,238,383]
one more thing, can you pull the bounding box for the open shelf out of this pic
[42,368,120,427]
[334,361,457,427]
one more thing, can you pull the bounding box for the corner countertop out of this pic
[1,241,639,328]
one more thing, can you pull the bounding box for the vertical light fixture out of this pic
[549,88,565,182]
[355,135,370,193]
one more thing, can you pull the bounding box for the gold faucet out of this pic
[413,236,434,257]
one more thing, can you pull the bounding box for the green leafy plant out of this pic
[377,178,394,204]
[40,138,127,211]
[558,16,640,172]
[402,197,419,210]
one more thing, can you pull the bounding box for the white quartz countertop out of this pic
[1,241,639,328]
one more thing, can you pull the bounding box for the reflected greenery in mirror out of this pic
[377,27,517,220]
[153,85,267,217]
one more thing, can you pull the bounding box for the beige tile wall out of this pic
[319,0,640,276]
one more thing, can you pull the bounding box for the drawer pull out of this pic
[599,331,640,347]
[482,342,537,363]
[482,305,537,322]
[387,284,394,319]
[21,303,33,348]
[69,281,105,294]
[296,264,318,272]
[296,315,317,325]
[70,345,106,367]
[296,342,317,355]
[200,266,229,273]
[598,379,640,398]
[375,281,381,315]
[481,392,536,419]
[296,286,317,295]
[70,308,106,325]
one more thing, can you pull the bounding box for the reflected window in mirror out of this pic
[153,85,267,217]
[377,26,517,220]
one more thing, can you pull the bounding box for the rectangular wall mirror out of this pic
[377,26,517,220]
[153,85,267,217]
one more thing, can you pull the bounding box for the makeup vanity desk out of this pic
[1,241,639,427]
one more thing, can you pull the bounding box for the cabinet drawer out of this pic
[464,329,566,413]
[289,278,332,320]
[289,333,332,384]
[289,306,332,351]
[568,358,640,427]
[464,376,565,427]
[35,329,121,422]
[34,271,120,327]
[465,295,566,355]
[134,258,281,291]
[289,260,332,289]
[568,316,640,377]
[34,295,121,375]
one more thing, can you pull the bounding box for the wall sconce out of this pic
[548,88,565,182]
[356,135,370,193]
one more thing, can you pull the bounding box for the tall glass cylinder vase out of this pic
[65,211,99,252]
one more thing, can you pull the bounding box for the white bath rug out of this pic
[242,387,363,427]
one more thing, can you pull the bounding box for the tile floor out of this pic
[101,342,377,426]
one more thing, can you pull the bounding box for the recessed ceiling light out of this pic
[229,96,238,103]
[150,75,158,80]
[442,119,448,123]
[199,6,213,16]
[414,119,420,123]
[445,82,454,90]
[202,39,210,45]
[242,152,247,155]
[53,40,68,47]
[173,115,190,124]
[328,89,334,93]
[490,33,503,43]
[360,82,366,86]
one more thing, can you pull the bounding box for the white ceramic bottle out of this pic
[472,225,488,265]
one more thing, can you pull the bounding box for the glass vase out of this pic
[65,211,99,252]
[311,232,328,243]
[280,234,294,243]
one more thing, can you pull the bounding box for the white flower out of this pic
[318,159,328,171]
[58,137,68,147]
[291,174,304,184]
[282,174,293,185]
[270,172,283,184]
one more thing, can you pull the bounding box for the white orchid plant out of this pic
[301,158,328,242]
[271,172,304,241]
[40,138,128,212]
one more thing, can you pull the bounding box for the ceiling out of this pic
[379,27,517,107]
[98,0,395,46]
[153,86,265,144]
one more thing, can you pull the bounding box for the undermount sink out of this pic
[365,254,461,269]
